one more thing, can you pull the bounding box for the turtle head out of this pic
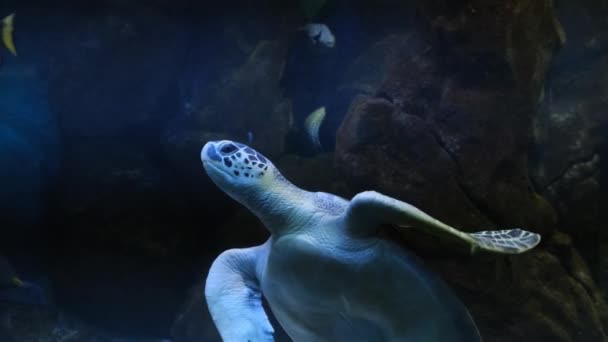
[201,140,275,201]
[202,140,312,233]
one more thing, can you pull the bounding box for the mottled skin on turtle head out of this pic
[201,140,346,232]
[201,140,271,183]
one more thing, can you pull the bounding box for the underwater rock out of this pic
[336,95,556,240]
[433,233,608,342]
[164,2,304,195]
[336,1,558,238]
[178,2,299,114]
[338,0,563,235]
[163,39,293,193]
[188,39,293,159]
[334,0,608,340]
[531,52,606,289]
[338,33,419,97]
[532,54,606,188]
[416,0,563,100]
[336,96,495,234]
[552,0,608,69]
[543,153,600,238]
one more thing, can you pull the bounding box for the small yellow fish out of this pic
[10,276,23,287]
[304,106,326,150]
[2,13,17,56]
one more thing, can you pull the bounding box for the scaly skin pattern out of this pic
[202,140,481,342]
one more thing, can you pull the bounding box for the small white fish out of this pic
[304,106,326,150]
[303,23,335,48]
[2,13,17,56]
[247,131,254,144]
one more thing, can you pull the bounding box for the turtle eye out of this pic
[219,144,238,155]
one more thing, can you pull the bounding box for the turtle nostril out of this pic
[206,144,221,162]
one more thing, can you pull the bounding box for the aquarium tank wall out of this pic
[0,0,605,341]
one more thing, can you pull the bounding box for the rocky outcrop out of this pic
[433,233,608,342]
[339,34,419,97]
[336,0,563,234]
[162,39,293,198]
[532,55,605,196]
[187,39,293,158]
[552,0,608,68]
[335,0,607,340]
[530,1,608,288]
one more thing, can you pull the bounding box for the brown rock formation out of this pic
[335,0,608,340]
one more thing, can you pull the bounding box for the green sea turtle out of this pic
[201,140,540,342]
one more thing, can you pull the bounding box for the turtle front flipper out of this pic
[468,229,540,254]
[344,191,541,255]
[205,244,275,342]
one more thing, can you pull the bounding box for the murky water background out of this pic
[0,1,605,341]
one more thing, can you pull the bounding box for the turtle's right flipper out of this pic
[205,244,275,342]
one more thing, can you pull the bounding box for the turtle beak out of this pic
[10,276,23,287]
[201,141,222,164]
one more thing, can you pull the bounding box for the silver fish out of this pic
[303,23,335,48]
